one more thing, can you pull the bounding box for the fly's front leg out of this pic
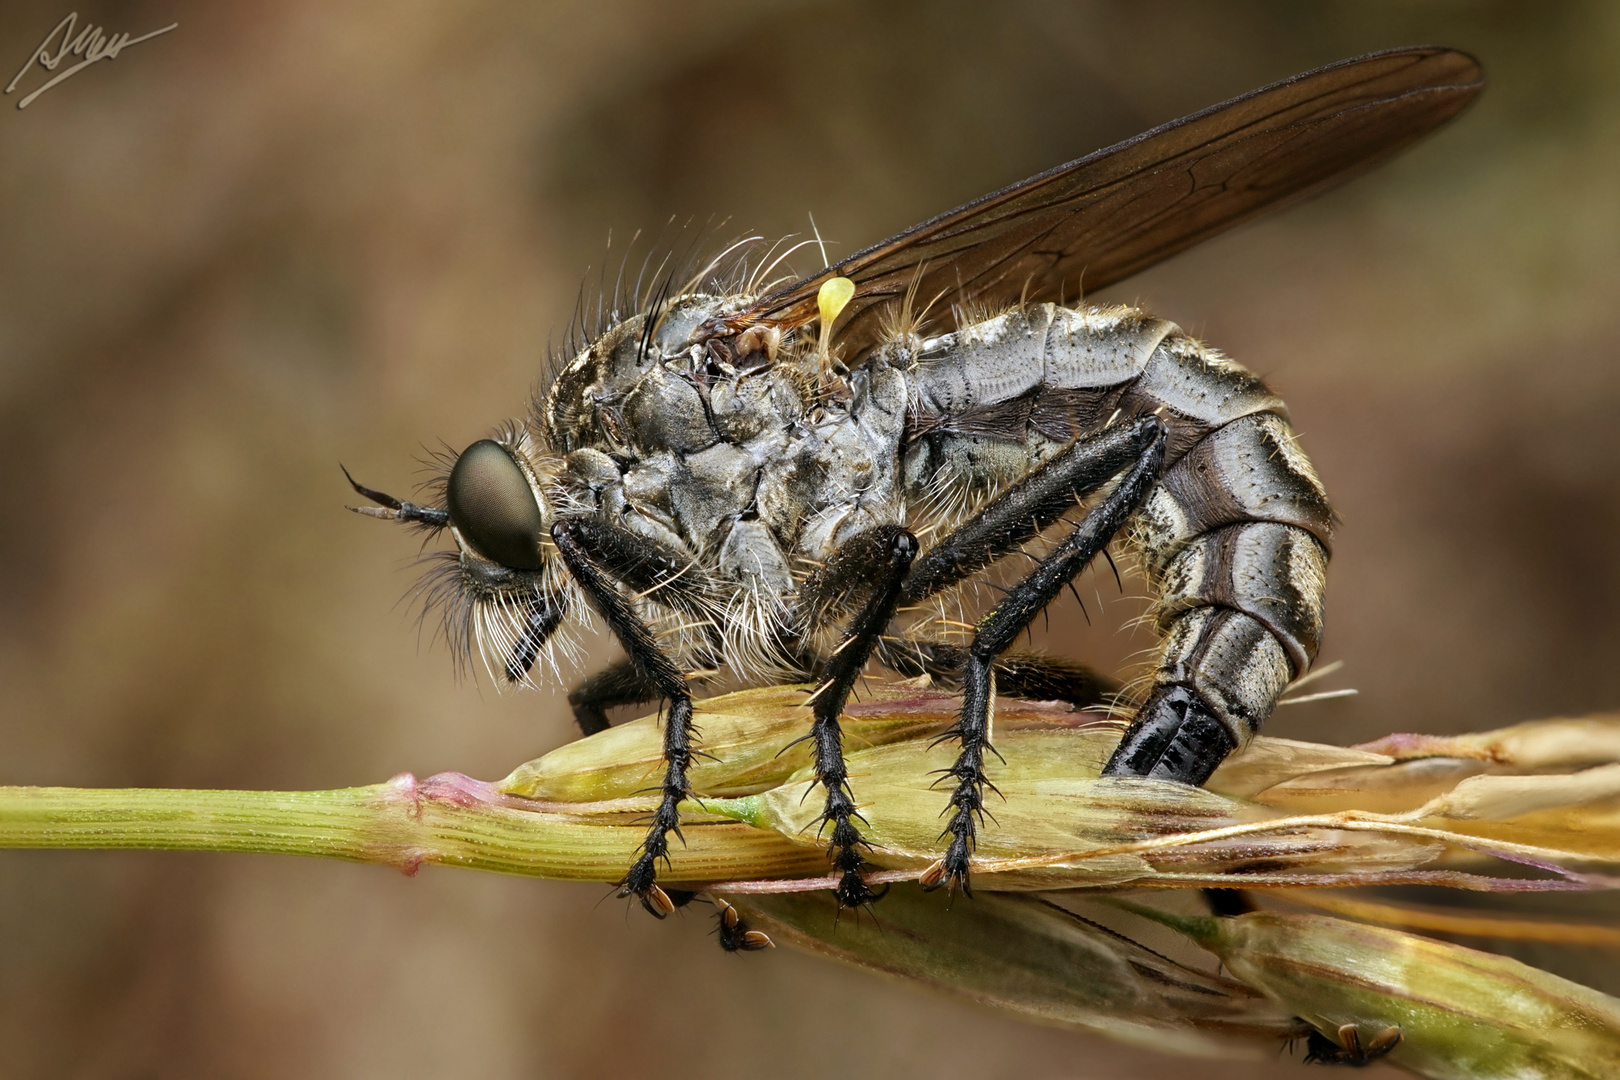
[799,525,919,908]
[919,417,1167,893]
[552,518,709,916]
[558,520,721,737]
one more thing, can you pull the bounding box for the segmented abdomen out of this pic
[903,303,1332,747]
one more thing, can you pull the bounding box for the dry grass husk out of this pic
[500,683,1620,1075]
[501,683,1620,894]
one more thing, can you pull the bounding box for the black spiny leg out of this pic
[567,659,659,736]
[554,518,719,738]
[880,640,1117,710]
[552,518,709,917]
[926,417,1167,893]
[800,525,919,908]
[505,595,567,685]
[713,899,774,952]
[899,419,1167,605]
[664,891,774,952]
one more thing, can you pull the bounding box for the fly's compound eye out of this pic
[446,439,546,570]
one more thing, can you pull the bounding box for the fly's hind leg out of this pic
[904,417,1167,893]
[567,660,660,736]
[880,640,1117,710]
[552,518,713,916]
[798,525,919,908]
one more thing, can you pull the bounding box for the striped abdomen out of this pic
[902,303,1332,749]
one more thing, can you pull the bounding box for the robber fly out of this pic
[348,48,1482,915]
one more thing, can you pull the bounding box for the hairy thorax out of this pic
[542,295,911,605]
[538,293,1331,719]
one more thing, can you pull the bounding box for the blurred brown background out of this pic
[1,1,1616,1076]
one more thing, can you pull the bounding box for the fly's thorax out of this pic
[541,289,914,572]
[759,358,910,563]
[533,293,828,678]
[557,447,683,553]
[709,374,800,443]
[550,378,806,566]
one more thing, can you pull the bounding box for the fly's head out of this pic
[345,421,581,688]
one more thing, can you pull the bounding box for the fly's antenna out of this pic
[341,465,449,528]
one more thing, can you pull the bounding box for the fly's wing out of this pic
[701,46,1482,357]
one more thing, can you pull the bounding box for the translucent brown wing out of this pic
[701,46,1482,357]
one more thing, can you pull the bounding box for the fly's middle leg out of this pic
[799,525,919,908]
[916,417,1168,893]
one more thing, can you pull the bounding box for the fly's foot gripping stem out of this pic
[923,656,998,897]
[553,519,699,917]
[802,526,918,910]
